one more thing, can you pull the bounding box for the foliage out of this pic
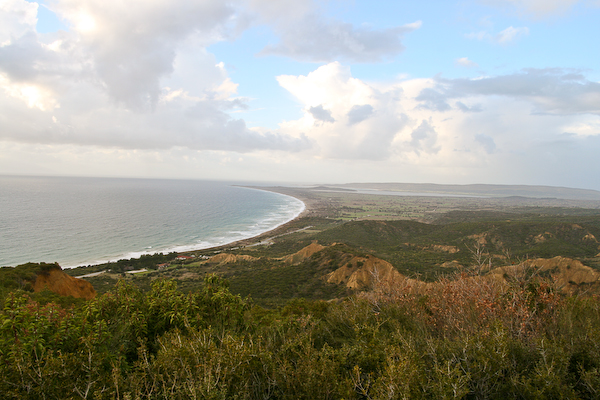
[2,269,600,398]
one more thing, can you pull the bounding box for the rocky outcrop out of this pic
[205,253,258,265]
[488,256,600,293]
[33,267,96,300]
[326,255,404,290]
[431,245,460,254]
[282,242,326,265]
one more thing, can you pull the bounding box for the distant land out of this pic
[318,183,600,201]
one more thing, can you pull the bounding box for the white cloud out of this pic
[270,62,600,190]
[49,0,243,110]
[465,26,529,44]
[0,0,310,154]
[495,26,529,43]
[562,116,600,137]
[0,0,37,45]
[1,0,599,189]
[456,57,478,68]
[0,73,59,110]
[277,62,409,159]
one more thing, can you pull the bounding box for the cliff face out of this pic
[33,268,96,300]
[488,256,600,294]
[326,255,405,290]
[205,253,258,265]
[282,242,325,265]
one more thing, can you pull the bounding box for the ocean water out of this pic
[0,176,304,268]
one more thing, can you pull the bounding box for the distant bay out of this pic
[0,176,304,268]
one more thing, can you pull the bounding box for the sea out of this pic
[0,176,305,268]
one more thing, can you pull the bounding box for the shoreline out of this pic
[180,186,315,254]
[65,186,311,269]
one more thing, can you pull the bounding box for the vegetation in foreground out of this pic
[2,271,600,399]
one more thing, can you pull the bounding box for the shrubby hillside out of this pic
[2,270,600,398]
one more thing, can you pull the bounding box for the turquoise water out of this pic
[0,176,304,268]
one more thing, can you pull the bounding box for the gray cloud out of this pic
[410,120,440,154]
[308,105,335,123]
[0,31,83,83]
[418,69,600,115]
[0,90,311,152]
[475,133,496,153]
[415,87,452,112]
[347,104,374,125]
[259,15,421,63]
[456,101,483,113]
[356,112,408,160]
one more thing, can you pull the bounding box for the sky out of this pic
[0,0,599,189]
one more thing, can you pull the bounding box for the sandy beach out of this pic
[193,186,320,252]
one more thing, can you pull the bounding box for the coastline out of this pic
[183,186,315,253]
[88,186,309,266]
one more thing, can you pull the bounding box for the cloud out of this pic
[475,133,496,153]
[415,87,453,112]
[276,62,408,160]
[271,62,600,190]
[0,0,313,154]
[1,1,599,189]
[308,105,335,123]
[49,0,243,110]
[456,101,483,113]
[347,104,374,125]
[456,57,478,68]
[260,19,420,62]
[0,0,37,44]
[0,81,312,152]
[417,69,600,116]
[466,26,529,44]
[410,120,440,155]
[251,0,421,62]
[495,26,529,43]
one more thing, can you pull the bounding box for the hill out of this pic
[0,263,96,306]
